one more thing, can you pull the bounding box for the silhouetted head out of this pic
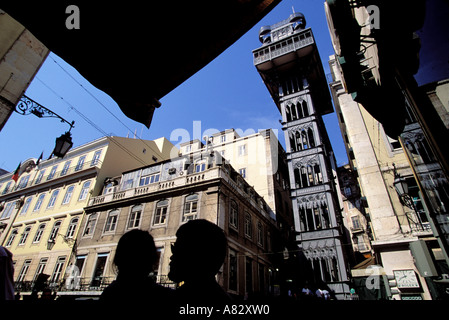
[113,229,157,278]
[169,219,227,283]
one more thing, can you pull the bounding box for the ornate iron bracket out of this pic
[15,94,75,130]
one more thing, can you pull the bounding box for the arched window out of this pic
[295,131,302,151]
[296,102,303,118]
[300,166,308,188]
[307,165,314,186]
[83,213,97,236]
[62,185,75,205]
[6,229,18,247]
[47,189,60,209]
[308,128,315,148]
[291,103,297,120]
[285,105,292,122]
[257,221,264,246]
[229,200,239,229]
[78,180,91,201]
[321,203,330,229]
[245,212,252,238]
[301,130,309,149]
[19,226,31,245]
[302,101,309,117]
[66,218,79,238]
[183,194,198,222]
[33,223,46,243]
[127,205,142,229]
[49,221,62,242]
[289,132,297,152]
[154,200,168,225]
[313,164,323,185]
[104,210,119,233]
[33,193,46,212]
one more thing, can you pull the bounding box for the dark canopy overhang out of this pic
[2,1,280,128]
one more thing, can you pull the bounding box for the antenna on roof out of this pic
[292,6,295,14]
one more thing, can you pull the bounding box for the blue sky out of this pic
[0,1,349,172]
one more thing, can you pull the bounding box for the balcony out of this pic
[88,168,223,207]
[253,28,314,70]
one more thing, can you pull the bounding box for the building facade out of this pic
[329,54,438,300]
[0,136,175,297]
[253,13,350,298]
[337,164,372,266]
[74,150,283,299]
[325,0,449,300]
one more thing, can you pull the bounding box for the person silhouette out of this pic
[100,229,174,303]
[168,219,231,305]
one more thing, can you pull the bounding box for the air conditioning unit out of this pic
[104,186,117,194]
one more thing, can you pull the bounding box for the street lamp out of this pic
[52,130,73,158]
[392,163,425,230]
[15,94,75,158]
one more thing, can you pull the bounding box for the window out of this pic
[20,197,32,215]
[17,260,32,282]
[75,155,86,171]
[351,216,362,230]
[245,212,253,238]
[299,203,331,232]
[33,194,46,212]
[229,249,238,291]
[195,162,206,173]
[18,175,30,189]
[91,150,102,166]
[78,181,91,201]
[50,256,66,283]
[19,226,31,245]
[229,200,239,229]
[83,213,97,236]
[47,189,60,209]
[238,144,246,156]
[91,253,108,287]
[62,185,75,205]
[139,173,160,186]
[5,229,18,247]
[127,205,142,229]
[104,209,119,233]
[220,135,226,143]
[47,165,58,180]
[257,222,264,247]
[33,224,46,243]
[35,169,45,184]
[239,168,247,179]
[2,181,11,194]
[294,164,322,188]
[66,218,79,238]
[153,200,168,225]
[49,221,62,242]
[1,201,16,219]
[33,258,48,281]
[344,187,352,197]
[61,161,71,176]
[183,194,198,222]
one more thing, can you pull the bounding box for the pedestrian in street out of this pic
[315,288,323,299]
[301,283,313,300]
[168,219,231,305]
[100,229,174,304]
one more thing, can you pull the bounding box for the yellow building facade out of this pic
[0,136,175,297]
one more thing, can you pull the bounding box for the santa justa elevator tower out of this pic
[253,12,350,298]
